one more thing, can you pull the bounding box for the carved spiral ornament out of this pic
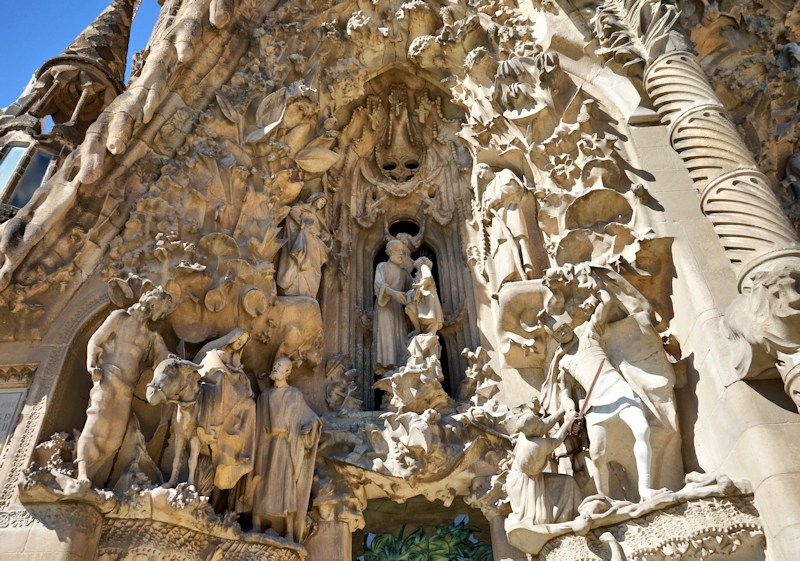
[644,52,721,128]
[645,50,800,281]
[670,106,759,189]
[701,171,800,276]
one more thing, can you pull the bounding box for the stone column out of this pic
[644,50,800,287]
[643,49,800,561]
[305,519,352,561]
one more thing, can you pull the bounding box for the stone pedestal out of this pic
[488,514,529,561]
[0,503,102,561]
[305,520,352,561]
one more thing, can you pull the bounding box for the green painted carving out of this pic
[361,521,492,561]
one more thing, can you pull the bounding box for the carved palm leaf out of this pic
[593,0,679,68]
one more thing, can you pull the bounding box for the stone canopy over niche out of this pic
[320,70,479,409]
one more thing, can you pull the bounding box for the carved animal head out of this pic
[147,356,202,405]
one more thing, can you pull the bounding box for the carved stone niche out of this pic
[321,70,478,409]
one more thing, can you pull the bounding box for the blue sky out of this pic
[0,1,161,107]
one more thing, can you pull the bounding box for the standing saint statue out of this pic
[277,192,332,298]
[250,356,321,542]
[481,167,536,294]
[76,288,172,485]
[373,239,412,374]
[404,256,444,336]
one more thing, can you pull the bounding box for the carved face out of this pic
[138,289,173,321]
[270,357,293,382]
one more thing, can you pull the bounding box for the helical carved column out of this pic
[644,51,800,287]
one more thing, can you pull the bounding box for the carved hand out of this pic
[76,0,240,185]
[77,38,175,184]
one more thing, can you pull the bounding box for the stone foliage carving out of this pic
[374,334,452,415]
[537,493,763,561]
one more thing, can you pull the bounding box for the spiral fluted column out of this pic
[644,51,800,287]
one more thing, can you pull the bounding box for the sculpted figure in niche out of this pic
[250,356,321,541]
[545,277,666,501]
[192,328,257,490]
[506,405,581,528]
[384,217,425,272]
[480,166,536,295]
[405,256,444,336]
[277,192,332,298]
[374,239,413,374]
[76,288,172,485]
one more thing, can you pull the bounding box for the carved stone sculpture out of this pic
[325,354,363,413]
[725,265,800,410]
[248,356,321,541]
[404,256,443,336]
[480,167,536,295]
[192,328,257,490]
[147,357,205,489]
[543,273,679,502]
[75,288,172,485]
[374,334,452,414]
[384,218,425,273]
[373,240,413,374]
[276,193,331,298]
[505,408,582,529]
[148,329,256,492]
[1,0,796,560]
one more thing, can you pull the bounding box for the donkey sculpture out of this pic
[147,356,207,488]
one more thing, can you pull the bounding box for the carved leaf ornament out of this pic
[593,0,679,67]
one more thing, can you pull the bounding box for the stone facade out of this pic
[0,0,797,559]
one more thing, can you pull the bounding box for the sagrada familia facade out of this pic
[0,0,799,559]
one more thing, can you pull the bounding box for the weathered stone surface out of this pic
[0,0,798,559]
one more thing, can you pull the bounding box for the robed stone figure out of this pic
[374,239,412,374]
[194,328,256,490]
[250,357,321,541]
